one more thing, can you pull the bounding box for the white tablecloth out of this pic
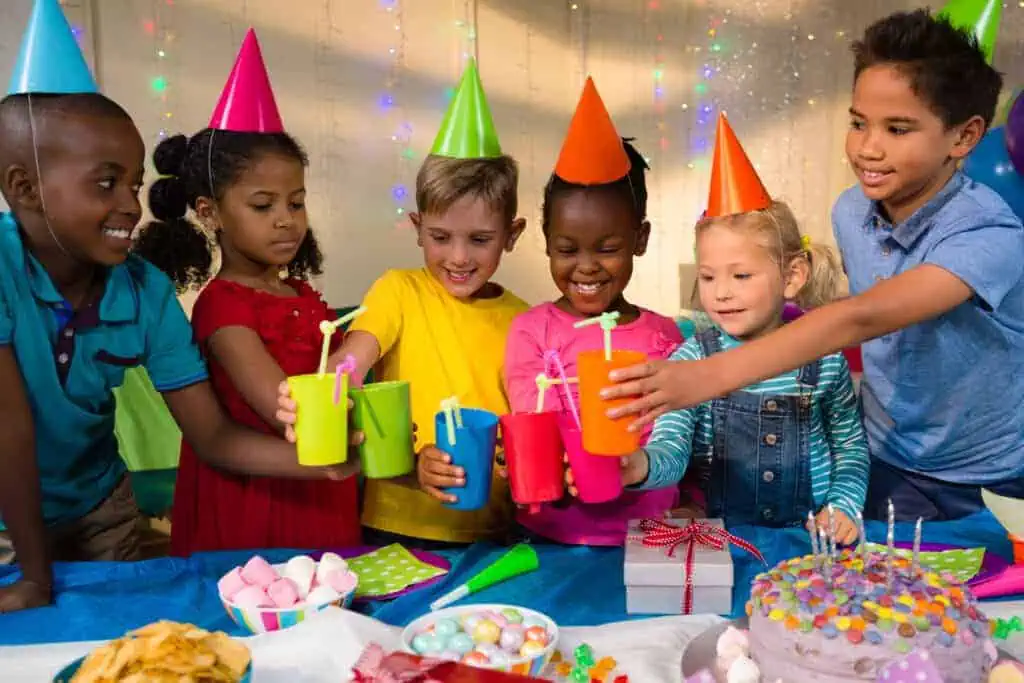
[1,602,1021,682]
[0,607,723,682]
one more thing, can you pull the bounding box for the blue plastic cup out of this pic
[434,407,499,511]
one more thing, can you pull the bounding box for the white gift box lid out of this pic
[623,518,734,587]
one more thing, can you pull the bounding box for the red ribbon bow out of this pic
[631,518,765,614]
[351,644,443,683]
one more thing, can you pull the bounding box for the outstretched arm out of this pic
[605,264,974,426]
[0,346,51,612]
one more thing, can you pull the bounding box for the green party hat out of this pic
[430,59,502,159]
[938,0,1002,64]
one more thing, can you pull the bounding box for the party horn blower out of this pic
[317,306,366,376]
[573,311,620,361]
[430,544,539,610]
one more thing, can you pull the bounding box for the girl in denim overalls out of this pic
[620,118,869,543]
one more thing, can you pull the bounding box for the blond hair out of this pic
[695,200,842,310]
[415,154,519,225]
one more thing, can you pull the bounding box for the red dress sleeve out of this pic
[191,279,260,344]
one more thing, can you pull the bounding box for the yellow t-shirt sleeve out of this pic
[348,270,404,356]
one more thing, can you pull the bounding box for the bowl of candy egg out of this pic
[401,604,559,677]
[217,552,358,634]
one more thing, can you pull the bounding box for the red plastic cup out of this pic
[842,345,863,373]
[559,415,623,504]
[500,412,565,513]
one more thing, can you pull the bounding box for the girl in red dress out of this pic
[136,127,360,556]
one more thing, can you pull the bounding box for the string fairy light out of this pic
[379,0,411,225]
[568,0,588,86]
[146,0,177,143]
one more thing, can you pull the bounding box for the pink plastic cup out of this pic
[559,414,623,504]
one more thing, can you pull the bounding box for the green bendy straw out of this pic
[430,544,539,611]
[573,311,620,361]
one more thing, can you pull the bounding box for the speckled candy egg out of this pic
[520,640,546,658]
[433,618,459,639]
[412,632,445,654]
[472,619,502,645]
[501,608,524,625]
[524,625,548,644]
[447,633,475,655]
[462,651,491,666]
[461,613,483,632]
[499,624,525,651]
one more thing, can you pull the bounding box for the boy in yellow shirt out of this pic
[279,60,526,546]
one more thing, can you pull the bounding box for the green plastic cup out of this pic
[351,381,414,478]
[289,372,349,466]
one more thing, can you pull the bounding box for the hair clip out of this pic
[800,234,812,252]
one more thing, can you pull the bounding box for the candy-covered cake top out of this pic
[747,549,991,655]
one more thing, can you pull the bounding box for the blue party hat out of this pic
[7,0,98,95]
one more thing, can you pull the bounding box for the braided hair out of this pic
[134,129,323,291]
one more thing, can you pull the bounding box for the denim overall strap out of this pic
[700,329,821,527]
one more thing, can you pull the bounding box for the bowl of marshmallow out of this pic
[217,552,358,634]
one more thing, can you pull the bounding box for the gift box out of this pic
[350,644,548,682]
[624,518,760,616]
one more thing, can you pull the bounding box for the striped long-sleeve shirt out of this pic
[638,332,870,519]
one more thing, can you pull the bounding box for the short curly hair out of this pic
[852,9,1003,128]
[133,129,323,291]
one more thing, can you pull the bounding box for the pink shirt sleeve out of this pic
[650,313,684,359]
[503,309,548,414]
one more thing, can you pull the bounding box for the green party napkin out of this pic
[347,544,448,598]
[865,543,985,583]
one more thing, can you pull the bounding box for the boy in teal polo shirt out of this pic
[0,0,358,613]
[604,10,1023,521]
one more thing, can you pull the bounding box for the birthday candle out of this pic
[886,499,895,588]
[827,503,837,558]
[911,517,922,576]
[808,511,819,558]
[856,510,867,564]
[818,526,830,580]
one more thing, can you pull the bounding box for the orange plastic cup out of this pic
[577,349,647,456]
[1011,534,1024,564]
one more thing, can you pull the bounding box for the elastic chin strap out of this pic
[26,92,72,259]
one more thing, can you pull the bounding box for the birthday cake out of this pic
[733,549,995,683]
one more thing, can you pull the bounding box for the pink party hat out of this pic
[208,28,284,132]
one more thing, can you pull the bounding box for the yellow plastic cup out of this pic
[288,372,349,467]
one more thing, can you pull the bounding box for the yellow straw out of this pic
[440,396,461,445]
[316,307,367,377]
[572,311,621,361]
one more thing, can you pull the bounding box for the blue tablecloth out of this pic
[0,510,1012,646]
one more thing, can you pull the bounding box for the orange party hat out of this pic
[705,113,772,218]
[553,77,630,185]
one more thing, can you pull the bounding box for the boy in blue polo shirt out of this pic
[0,1,358,614]
[604,10,1023,521]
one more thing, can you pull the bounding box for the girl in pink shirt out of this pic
[504,139,683,545]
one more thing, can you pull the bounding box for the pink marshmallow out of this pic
[232,584,271,608]
[325,569,357,596]
[217,567,248,601]
[240,555,278,588]
[267,578,300,608]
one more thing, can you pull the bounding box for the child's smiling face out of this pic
[413,194,523,300]
[21,106,145,267]
[545,188,649,318]
[696,220,805,341]
[846,64,976,224]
